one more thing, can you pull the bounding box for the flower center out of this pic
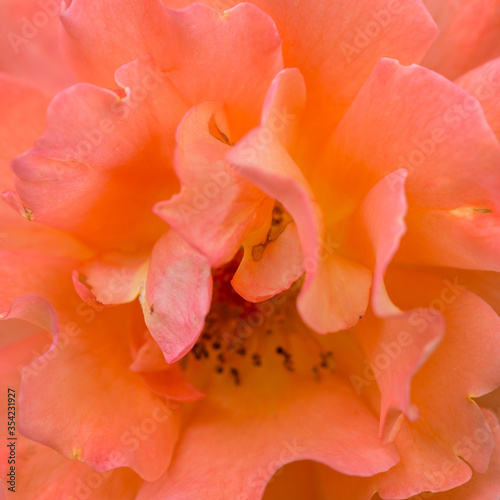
[185,253,337,386]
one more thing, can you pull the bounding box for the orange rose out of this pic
[1,1,500,499]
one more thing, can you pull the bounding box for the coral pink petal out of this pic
[163,3,284,138]
[352,169,409,316]
[228,129,370,333]
[0,0,75,94]
[456,57,500,141]
[11,56,186,251]
[73,253,148,306]
[248,0,438,135]
[423,408,500,500]
[130,332,169,373]
[143,231,213,364]
[62,2,283,136]
[5,444,141,500]
[232,68,308,301]
[60,0,172,88]
[0,75,49,191]
[350,171,443,438]
[137,378,398,500]
[0,219,91,313]
[422,0,500,80]
[141,368,204,402]
[324,57,500,272]
[354,310,444,442]
[371,272,500,497]
[0,331,142,499]
[232,221,304,303]
[19,305,180,482]
[154,102,270,268]
[0,295,57,344]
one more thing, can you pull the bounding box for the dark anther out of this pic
[312,366,320,381]
[215,365,224,374]
[202,332,212,340]
[276,347,291,359]
[212,341,221,350]
[192,342,203,360]
[320,351,336,372]
[358,315,363,320]
[266,328,273,335]
[235,346,246,356]
[252,353,262,366]
[230,368,240,385]
[283,357,295,372]
[217,353,226,364]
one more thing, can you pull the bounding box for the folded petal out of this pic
[142,231,213,363]
[416,409,500,500]
[0,323,142,500]
[154,101,271,268]
[11,56,186,251]
[62,1,283,136]
[231,68,308,301]
[422,0,500,80]
[455,57,500,141]
[322,57,500,272]
[60,0,172,88]
[137,377,398,500]
[249,0,438,137]
[0,74,49,191]
[73,252,149,306]
[19,304,181,481]
[228,124,370,333]
[347,171,445,439]
[370,271,500,497]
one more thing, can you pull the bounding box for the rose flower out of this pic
[1,0,500,499]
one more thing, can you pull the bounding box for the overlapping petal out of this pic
[422,0,500,80]
[137,377,398,500]
[141,231,213,363]
[321,57,500,272]
[10,56,186,251]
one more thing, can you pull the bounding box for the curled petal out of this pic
[154,102,271,268]
[11,56,186,251]
[18,305,180,482]
[142,231,213,363]
[228,127,370,333]
[323,57,500,272]
[137,378,398,500]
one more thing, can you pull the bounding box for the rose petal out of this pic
[62,1,284,136]
[11,56,186,251]
[0,327,142,500]
[154,101,271,268]
[370,271,500,497]
[228,126,371,333]
[0,0,75,93]
[220,0,438,137]
[322,57,500,272]
[137,377,398,500]
[19,304,180,482]
[0,74,49,191]
[142,231,213,363]
[456,57,500,141]
[73,253,149,306]
[422,0,500,80]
